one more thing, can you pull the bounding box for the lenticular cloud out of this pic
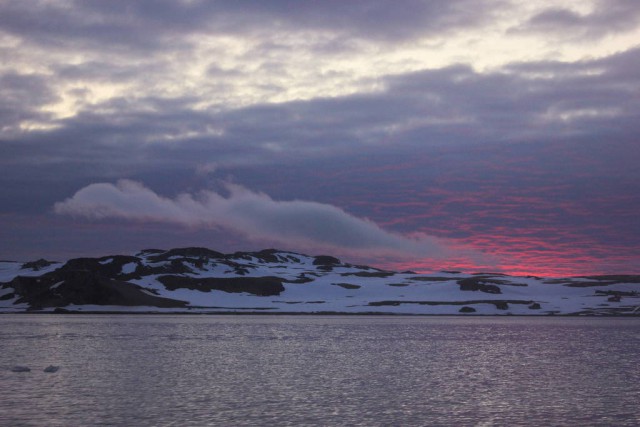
[54,179,469,259]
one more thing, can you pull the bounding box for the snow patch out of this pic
[120,262,137,275]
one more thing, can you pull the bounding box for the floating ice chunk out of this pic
[11,366,31,372]
[44,365,60,373]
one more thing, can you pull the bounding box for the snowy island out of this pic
[1,247,639,315]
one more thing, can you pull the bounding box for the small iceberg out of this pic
[11,366,31,372]
[43,365,60,373]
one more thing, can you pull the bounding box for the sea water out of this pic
[1,315,639,426]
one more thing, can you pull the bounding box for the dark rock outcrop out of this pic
[0,292,15,300]
[157,275,285,296]
[368,299,530,308]
[313,255,341,266]
[457,277,503,294]
[493,301,509,310]
[5,270,187,309]
[58,256,141,279]
[595,290,637,297]
[21,259,56,271]
[409,276,455,282]
[146,247,224,263]
[546,275,640,287]
[341,271,395,278]
[332,283,361,290]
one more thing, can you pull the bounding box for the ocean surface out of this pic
[1,315,639,426]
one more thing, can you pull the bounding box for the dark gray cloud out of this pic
[0,0,189,52]
[3,46,639,206]
[223,0,498,40]
[0,0,499,53]
[0,73,58,130]
[11,44,637,155]
[513,0,640,39]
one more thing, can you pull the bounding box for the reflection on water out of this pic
[1,315,639,426]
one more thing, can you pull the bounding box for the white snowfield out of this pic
[1,248,639,315]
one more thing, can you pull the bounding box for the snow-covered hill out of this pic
[1,248,639,315]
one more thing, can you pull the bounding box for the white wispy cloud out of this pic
[53,179,482,261]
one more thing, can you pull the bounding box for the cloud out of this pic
[0,73,59,130]
[53,179,478,260]
[0,0,497,50]
[511,0,640,39]
[3,46,640,214]
[195,162,218,177]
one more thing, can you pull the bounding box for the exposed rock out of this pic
[472,272,508,276]
[157,275,285,296]
[457,277,503,294]
[459,306,476,313]
[341,271,395,278]
[0,292,15,300]
[291,274,314,284]
[494,301,509,310]
[368,299,530,308]
[547,275,640,287]
[409,277,455,282]
[528,303,541,310]
[134,258,195,277]
[369,301,402,306]
[596,290,637,297]
[231,249,288,264]
[21,259,56,271]
[332,283,361,290]
[582,275,640,283]
[137,249,165,255]
[251,249,285,264]
[147,247,224,263]
[313,255,341,266]
[57,256,140,279]
[5,270,187,309]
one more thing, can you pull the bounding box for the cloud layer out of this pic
[54,180,471,260]
[2,0,639,275]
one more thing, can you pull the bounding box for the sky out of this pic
[1,0,639,276]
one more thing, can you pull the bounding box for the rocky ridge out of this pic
[1,247,639,315]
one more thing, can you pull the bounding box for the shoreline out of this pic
[2,309,639,317]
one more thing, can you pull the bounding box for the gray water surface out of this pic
[1,315,639,426]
